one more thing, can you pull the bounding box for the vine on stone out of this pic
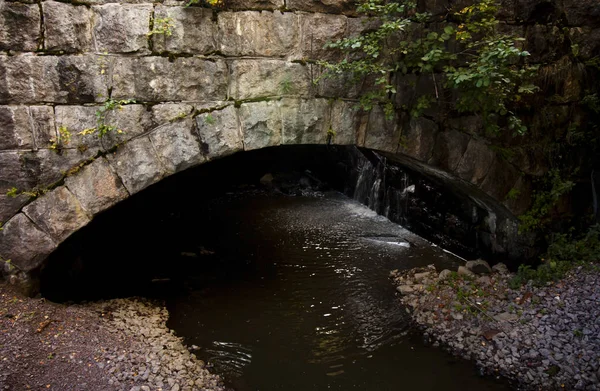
[318,0,538,134]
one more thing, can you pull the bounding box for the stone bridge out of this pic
[1,0,598,289]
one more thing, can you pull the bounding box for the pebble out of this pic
[391,263,600,390]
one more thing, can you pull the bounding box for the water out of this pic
[165,191,510,391]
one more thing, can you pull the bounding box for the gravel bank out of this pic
[390,263,600,390]
[0,282,225,391]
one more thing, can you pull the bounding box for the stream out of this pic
[165,190,510,390]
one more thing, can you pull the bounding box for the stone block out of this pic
[17,149,97,188]
[281,98,329,145]
[151,103,194,125]
[92,4,152,53]
[30,106,57,150]
[298,13,347,61]
[54,105,103,154]
[107,136,167,194]
[465,259,492,275]
[401,117,438,161]
[228,60,312,100]
[502,175,533,216]
[152,6,216,54]
[100,104,156,150]
[454,138,495,186]
[148,117,205,173]
[0,55,109,104]
[23,186,90,243]
[112,57,228,102]
[43,1,94,53]
[0,213,56,272]
[286,0,357,15]
[329,100,359,145]
[0,2,41,52]
[0,193,28,223]
[226,0,284,10]
[239,101,282,150]
[218,11,298,57]
[0,106,34,150]
[563,0,600,27]
[429,129,470,172]
[65,157,129,215]
[195,106,242,160]
[480,156,520,202]
[0,151,38,195]
[0,55,59,104]
[363,106,400,153]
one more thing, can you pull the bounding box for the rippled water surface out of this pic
[165,191,510,391]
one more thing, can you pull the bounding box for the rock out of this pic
[153,6,216,54]
[112,57,228,102]
[64,157,129,216]
[298,13,347,61]
[228,60,311,100]
[414,272,432,282]
[454,138,496,186]
[22,186,91,243]
[92,4,152,53]
[492,262,510,275]
[106,136,167,195]
[43,1,94,53]
[195,106,243,160]
[148,117,206,174]
[218,11,298,57]
[465,259,492,275]
[0,213,56,273]
[494,312,518,322]
[281,98,329,145]
[0,105,35,150]
[363,106,400,153]
[476,276,491,285]
[438,269,453,281]
[0,2,41,52]
[458,266,475,278]
[240,101,282,150]
[397,285,414,294]
[260,173,274,186]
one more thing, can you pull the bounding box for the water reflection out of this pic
[166,191,510,391]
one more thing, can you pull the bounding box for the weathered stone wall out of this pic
[0,0,599,291]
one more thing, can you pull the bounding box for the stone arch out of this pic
[0,96,529,288]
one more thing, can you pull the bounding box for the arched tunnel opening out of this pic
[38,145,513,390]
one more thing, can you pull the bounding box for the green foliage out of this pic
[582,93,600,114]
[519,169,575,232]
[546,224,600,264]
[509,225,600,287]
[79,99,135,139]
[50,126,72,151]
[6,187,18,198]
[204,114,216,125]
[148,17,175,37]
[280,76,293,94]
[508,261,572,288]
[185,0,223,7]
[318,0,537,133]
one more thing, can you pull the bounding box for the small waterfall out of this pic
[352,152,409,222]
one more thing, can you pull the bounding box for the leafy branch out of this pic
[318,0,538,134]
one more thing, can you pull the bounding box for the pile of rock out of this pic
[92,298,226,391]
[390,261,600,390]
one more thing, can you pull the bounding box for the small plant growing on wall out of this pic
[148,16,175,37]
[204,114,216,125]
[49,126,72,152]
[79,99,135,139]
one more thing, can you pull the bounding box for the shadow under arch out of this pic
[36,144,533,302]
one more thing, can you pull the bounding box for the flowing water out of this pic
[165,190,510,391]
